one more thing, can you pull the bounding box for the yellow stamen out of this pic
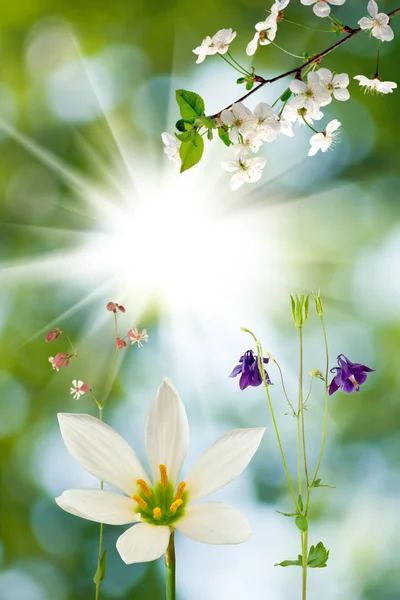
[175,482,186,500]
[170,499,183,513]
[132,494,148,510]
[159,464,168,487]
[136,479,152,498]
[153,507,162,520]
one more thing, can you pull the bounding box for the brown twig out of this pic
[209,7,400,118]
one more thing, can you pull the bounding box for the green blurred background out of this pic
[0,0,399,599]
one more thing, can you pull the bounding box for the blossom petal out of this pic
[56,489,139,525]
[175,502,251,544]
[230,172,245,191]
[301,0,316,5]
[358,16,373,30]
[332,72,349,88]
[290,79,307,94]
[375,24,394,42]
[367,0,378,18]
[246,34,259,56]
[116,523,170,564]
[333,88,350,101]
[58,414,149,497]
[314,2,330,17]
[185,427,265,501]
[326,119,341,135]
[145,378,189,486]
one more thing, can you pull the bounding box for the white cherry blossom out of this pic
[282,101,324,126]
[308,119,341,156]
[354,75,397,94]
[246,18,278,56]
[222,150,267,191]
[301,0,346,18]
[56,379,265,564]
[253,102,282,142]
[220,103,256,142]
[193,29,237,63]
[290,72,331,113]
[233,130,264,154]
[317,68,350,104]
[161,132,181,166]
[358,1,394,42]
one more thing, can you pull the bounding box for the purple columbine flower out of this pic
[229,349,271,390]
[329,354,374,396]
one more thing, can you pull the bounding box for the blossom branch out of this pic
[209,6,400,119]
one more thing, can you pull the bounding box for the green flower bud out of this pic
[308,369,325,381]
[290,293,309,329]
[312,290,324,317]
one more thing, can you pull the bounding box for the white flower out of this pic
[233,130,264,154]
[246,17,278,56]
[354,75,397,94]
[253,102,282,142]
[193,29,237,63]
[128,328,149,348]
[70,380,90,400]
[161,132,181,166]
[301,0,346,18]
[222,150,267,191]
[317,68,350,105]
[56,379,265,564]
[358,1,394,42]
[282,101,324,126]
[289,72,331,113]
[220,103,256,142]
[279,119,295,137]
[308,119,341,156]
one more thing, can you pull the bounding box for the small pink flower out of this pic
[115,337,127,350]
[45,328,63,343]
[48,353,70,371]
[127,328,149,348]
[70,380,91,400]
[106,302,126,313]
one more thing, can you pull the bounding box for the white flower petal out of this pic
[246,34,259,56]
[116,523,170,564]
[220,109,234,126]
[326,119,341,135]
[332,72,349,88]
[368,0,378,18]
[354,75,369,86]
[358,16,373,30]
[145,378,189,486]
[301,0,316,5]
[185,427,265,501]
[289,79,307,94]
[56,489,139,525]
[333,88,350,101]
[314,1,330,17]
[253,102,273,120]
[308,145,320,156]
[221,160,239,173]
[58,414,149,497]
[375,24,394,42]
[329,0,346,4]
[175,502,251,544]
[317,68,332,85]
[161,132,177,148]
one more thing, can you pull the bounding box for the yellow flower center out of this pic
[131,464,188,526]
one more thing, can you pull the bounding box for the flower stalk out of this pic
[164,532,176,600]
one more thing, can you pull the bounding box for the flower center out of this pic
[349,375,359,389]
[131,464,188,526]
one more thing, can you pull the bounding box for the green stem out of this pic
[311,317,330,486]
[282,16,334,33]
[218,52,249,75]
[301,114,319,134]
[272,358,296,415]
[227,51,252,75]
[301,529,308,600]
[164,532,176,600]
[95,406,104,600]
[65,333,101,408]
[267,38,304,59]
[299,329,310,489]
[374,41,382,77]
[255,340,300,513]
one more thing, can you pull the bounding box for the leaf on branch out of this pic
[218,127,232,147]
[179,132,204,173]
[176,118,195,132]
[307,542,330,568]
[295,515,308,532]
[310,478,336,489]
[175,131,192,142]
[275,558,302,567]
[280,89,292,102]
[93,548,108,584]
[176,89,205,120]
[198,116,216,129]
[246,81,254,90]
[276,509,298,517]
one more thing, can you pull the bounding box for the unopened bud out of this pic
[290,293,309,329]
[312,290,324,317]
[308,369,325,381]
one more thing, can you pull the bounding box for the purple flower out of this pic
[230,349,271,390]
[329,354,374,396]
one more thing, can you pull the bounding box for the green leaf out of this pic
[295,515,308,532]
[307,542,330,568]
[236,77,246,84]
[218,127,232,147]
[175,118,194,132]
[176,89,205,120]
[93,548,108,585]
[280,89,292,102]
[198,116,216,129]
[298,494,304,512]
[276,510,297,517]
[207,129,214,141]
[275,559,302,567]
[175,131,192,142]
[246,81,254,90]
[179,132,204,173]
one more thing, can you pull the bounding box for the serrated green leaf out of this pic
[307,542,330,568]
[218,127,232,147]
[93,548,108,585]
[275,559,302,567]
[179,132,204,173]
[295,515,308,532]
[176,89,205,120]
[175,118,194,132]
